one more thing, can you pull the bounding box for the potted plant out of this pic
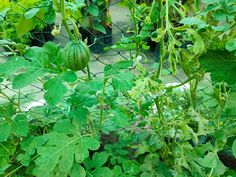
[0,0,55,47]
[80,0,112,53]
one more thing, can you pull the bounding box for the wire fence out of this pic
[0,0,235,120]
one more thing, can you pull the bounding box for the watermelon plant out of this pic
[1,0,236,176]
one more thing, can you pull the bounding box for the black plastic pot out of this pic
[79,27,91,41]
[30,25,54,47]
[103,27,112,46]
[146,38,157,52]
[89,33,106,53]
[89,27,112,54]
[218,149,236,169]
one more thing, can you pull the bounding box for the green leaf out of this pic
[111,108,129,127]
[224,92,236,116]
[18,136,48,166]
[0,119,11,142]
[188,161,205,177]
[12,114,28,137]
[33,132,78,175]
[112,166,123,176]
[44,77,67,106]
[112,71,134,91]
[61,71,77,83]
[32,168,52,177]
[187,29,205,55]
[74,136,100,163]
[82,137,100,151]
[113,60,134,70]
[202,0,218,4]
[0,103,16,119]
[104,60,133,77]
[53,119,77,135]
[12,69,44,89]
[43,7,56,24]
[233,140,236,158]
[180,17,208,29]
[24,8,40,19]
[0,56,29,76]
[212,10,228,21]
[75,79,103,94]
[157,163,173,177]
[58,146,74,172]
[104,60,134,76]
[93,23,106,34]
[212,24,230,32]
[24,47,49,67]
[122,159,140,175]
[198,152,217,168]
[199,50,236,85]
[0,142,16,170]
[74,145,89,163]
[17,16,36,37]
[42,42,61,68]
[0,165,11,175]
[87,5,99,16]
[92,167,113,177]
[212,158,227,176]
[69,107,89,126]
[70,164,86,177]
[91,152,108,168]
[226,38,236,52]
[43,41,60,56]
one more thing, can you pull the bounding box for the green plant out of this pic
[0,0,55,45]
[108,0,157,55]
[83,0,111,34]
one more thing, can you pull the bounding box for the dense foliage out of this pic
[0,0,236,176]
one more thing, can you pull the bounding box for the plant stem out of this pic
[3,45,16,55]
[172,4,185,19]
[60,0,75,40]
[130,4,140,57]
[17,90,21,108]
[215,105,223,129]
[5,154,39,177]
[0,91,21,112]
[208,168,214,177]
[138,100,143,119]
[89,118,96,136]
[4,165,23,177]
[156,0,164,78]
[165,0,169,29]
[194,0,200,14]
[86,65,91,80]
[154,97,164,120]
[99,78,108,127]
[67,17,82,41]
[0,143,10,154]
[190,79,199,109]
[215,91,226,129]
[165,75,196,90]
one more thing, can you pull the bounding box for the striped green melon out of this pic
[63,40,90,71]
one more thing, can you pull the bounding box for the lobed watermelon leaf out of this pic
[199,50,236,85]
